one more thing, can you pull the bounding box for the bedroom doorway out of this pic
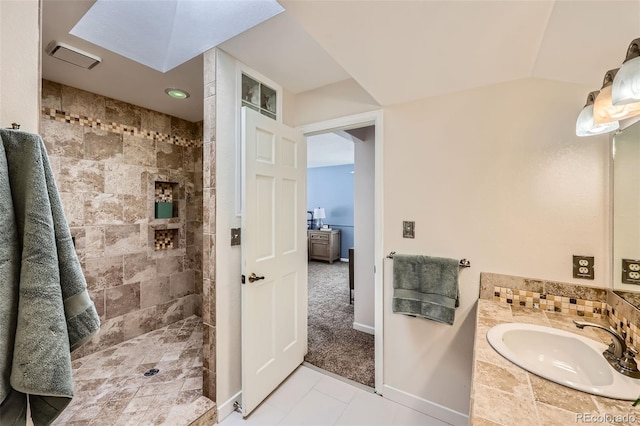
[304,125,376,388]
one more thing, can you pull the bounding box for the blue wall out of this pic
[307,164,354,259]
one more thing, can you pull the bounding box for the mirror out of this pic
[613,120,640,308]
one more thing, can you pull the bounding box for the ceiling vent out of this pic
[45,41,101,69]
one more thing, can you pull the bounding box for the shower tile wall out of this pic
[201,48,216,402]
[40,80,204,359]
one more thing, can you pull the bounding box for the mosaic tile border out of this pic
[493,286,606,318]
[41,107,202,147]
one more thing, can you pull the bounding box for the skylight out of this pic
[70,0,284,73]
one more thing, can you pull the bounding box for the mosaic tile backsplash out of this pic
[492,287,605,318]
[481,272,640,352]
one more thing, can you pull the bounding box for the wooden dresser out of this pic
[307,229,341,263]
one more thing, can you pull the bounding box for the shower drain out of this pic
[143,368,159,377]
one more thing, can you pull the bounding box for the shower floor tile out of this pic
[51,315,215,426]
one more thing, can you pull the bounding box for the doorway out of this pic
[302,117,380,389]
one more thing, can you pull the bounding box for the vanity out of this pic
[468,117,640,424]
[470,273,640,425]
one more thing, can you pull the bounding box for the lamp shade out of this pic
[313,207,326,219]
[612,38,640,105]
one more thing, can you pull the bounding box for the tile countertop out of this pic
[470,299,640,426]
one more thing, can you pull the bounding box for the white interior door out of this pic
[241,107,307,416]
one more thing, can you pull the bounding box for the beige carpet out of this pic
[305,260,375,387]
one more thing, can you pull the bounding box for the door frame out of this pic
[299,110,384,392]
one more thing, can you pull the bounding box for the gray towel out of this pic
[392,254,460,325]
[0,129,100,426]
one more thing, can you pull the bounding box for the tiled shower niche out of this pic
[155,228,178,250]
[148,173,188,259]
[155,181,178,219]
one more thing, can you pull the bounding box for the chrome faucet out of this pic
[573,320,640,379]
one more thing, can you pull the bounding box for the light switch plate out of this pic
[231,228,241,246]
[572,255,594,280]
[403,221,415,239]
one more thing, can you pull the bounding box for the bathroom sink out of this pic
[486,323,640,400]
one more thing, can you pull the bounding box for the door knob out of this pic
[248,273,265,283]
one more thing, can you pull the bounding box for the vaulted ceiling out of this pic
[42,1,640,122]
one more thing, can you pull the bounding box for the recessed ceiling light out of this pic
[165,88,190,100]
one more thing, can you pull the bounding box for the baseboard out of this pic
[381,384,469,426]
[340,258,349,262]
[216,390,242,423]
[352,321,374,335]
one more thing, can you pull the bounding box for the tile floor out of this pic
[218,366,450,426]
[51,315,215,425]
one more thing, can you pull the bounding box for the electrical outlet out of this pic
[572,255,594,280]
[403,221,415,238]
[622,259,640,284]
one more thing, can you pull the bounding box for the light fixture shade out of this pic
[576,103,619,137]
[611,57,640,105]
[313,208,326,219]
[612,38,640,105]
[594,85,640,124]
[593,69,640,124]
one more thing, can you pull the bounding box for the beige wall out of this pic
[40,80,204,358]
[0,0,40,132]
[292,77,610,420]
[293,79,380,127]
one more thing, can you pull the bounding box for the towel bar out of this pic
[386,251,471,268]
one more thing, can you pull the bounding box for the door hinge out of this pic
[241,275,245,284]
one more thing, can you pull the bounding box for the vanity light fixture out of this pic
[593,69,640,124]
[165,88,190,100]
[612,38,640,106]
[576,91,619,137]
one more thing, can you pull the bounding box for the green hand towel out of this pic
[392,254,460,325]
[0,129,100,426]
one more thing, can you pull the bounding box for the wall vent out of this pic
[45,41,101,69]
